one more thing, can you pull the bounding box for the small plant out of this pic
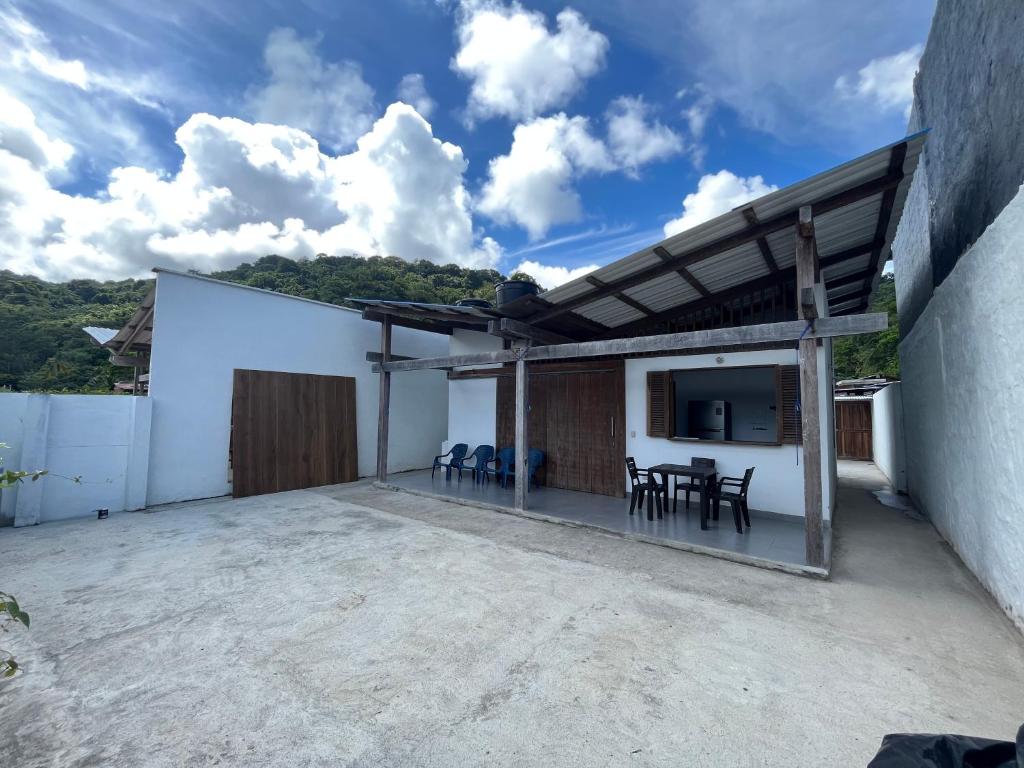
[0,593,29,677]
[1,442,46,678]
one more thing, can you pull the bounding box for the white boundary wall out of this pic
[871,383,907,492]
[0,393,151,525]
[146,270,449,506]
[441,331,835,520]
[898,185,1024,631]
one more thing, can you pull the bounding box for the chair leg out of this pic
[672,481,679,514]
[629,487,638,515]
[741,500,751,528]
[731,500,743,533]
[431,464,436,479]
[685,489,691,509]
[655,488,663,519]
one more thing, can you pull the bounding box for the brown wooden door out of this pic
[231,370,358,497]
[835,399,872,460]
[496,360,625,497]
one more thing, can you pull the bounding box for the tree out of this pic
[832,274,900,380]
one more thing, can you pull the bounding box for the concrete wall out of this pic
[897,0,1024,334]
[445,329,503,453]
[146,270,448,506]
[871,383,907,492]
[627,348,834,520]
[897,186,1024,631]
[0,393,151,525]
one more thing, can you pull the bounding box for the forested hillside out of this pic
[0,255,899,393]
[832,274,900,380]
[0,255,518,392]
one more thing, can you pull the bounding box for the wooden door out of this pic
[835,399,872,460]
[231,370,358,497]
[496,360,625,497]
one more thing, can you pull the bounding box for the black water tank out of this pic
[495,280,539,307]
[455,298,493,309]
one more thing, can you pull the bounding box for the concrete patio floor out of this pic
[1,462,1022,767]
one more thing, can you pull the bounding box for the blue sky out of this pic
[0,0,935,285]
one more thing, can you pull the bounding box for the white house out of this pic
[0,270,449,525]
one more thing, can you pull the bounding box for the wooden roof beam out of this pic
[741,207,780,273]
[824,268,876,291]
[585,275,658,317]
[487,318,575,346]
[653,246,711,297]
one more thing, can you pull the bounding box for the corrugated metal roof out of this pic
[350,298,503,320]
[82,326,118,346]
[537,132,926,328]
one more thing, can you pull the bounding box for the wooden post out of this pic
[513,351,529,510]
[796,206,824,568]
[376,317,392,483]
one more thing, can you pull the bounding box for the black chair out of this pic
[713,467,755,533]
[432,443,468,481]
[673,456,716,513]
[454,444,493,483]
[626,457,665,516]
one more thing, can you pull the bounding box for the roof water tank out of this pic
[495,280,539,307]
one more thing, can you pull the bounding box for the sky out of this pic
[0,0,935,288]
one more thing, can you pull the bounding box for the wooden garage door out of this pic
[496,360,625,497]
[835,399,872,460]
[230,370,358,497]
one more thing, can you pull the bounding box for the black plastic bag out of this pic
[867,723,1023,767]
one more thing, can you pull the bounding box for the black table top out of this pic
[648,463,717,477]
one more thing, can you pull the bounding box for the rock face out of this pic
[892,0,1024,632]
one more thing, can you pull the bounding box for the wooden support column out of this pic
[796,206,824,568]
[513,349,529,510]
[376,317,392,483]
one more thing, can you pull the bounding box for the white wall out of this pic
[627,348,835,520]
[146,270,449,506]
[0,393,151,525]
[898,185,1024,631]
[871,383,907,491]
[445,329,502,452]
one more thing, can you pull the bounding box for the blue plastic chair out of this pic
[455,444,494,483]
[501,448,545,490]
[487,447,515,487]
[432,443,468,481]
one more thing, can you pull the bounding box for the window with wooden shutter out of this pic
[779,365,802,444]
[646,371,673,437]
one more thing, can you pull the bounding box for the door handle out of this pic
[611,416,615,438]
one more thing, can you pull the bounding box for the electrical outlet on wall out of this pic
[630,430,636,438]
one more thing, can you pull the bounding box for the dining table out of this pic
[645,463,719,529]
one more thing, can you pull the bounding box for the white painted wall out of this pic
[898,185,1024,631]
[146,270,448,506]
[0,393,151,525]
[445,329,502,453]
[871,383,907,492]
[627,349,835,520]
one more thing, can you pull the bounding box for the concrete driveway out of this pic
[1,464,1022,767]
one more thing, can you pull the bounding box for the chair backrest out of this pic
[690,456,715,468]
[472,444,495,463]
[496,447,515,470]
[625,457,641,486]
[740,467,755,495]
[527,449,545,470]
[451,443,469,460]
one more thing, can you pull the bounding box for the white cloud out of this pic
[606,96,684,175]
[480,98,685,239]
[246,27,377,149]
[0,96,500,281]
[663,170,778,237]
[478,113,613,239]
[511,259,598,289]
[396,73,436,119]
[0,87,74,173]
[452,2,608,122]
[835,45,923,119]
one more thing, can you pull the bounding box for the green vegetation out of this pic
[832,273,900,380]
[0,255,522,392]
[1,255,900,392]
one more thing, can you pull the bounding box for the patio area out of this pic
[1,462,1022,766]
[383,468,828,575]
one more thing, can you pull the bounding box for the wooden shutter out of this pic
[646,371,673,437]
[779,365,802,444]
